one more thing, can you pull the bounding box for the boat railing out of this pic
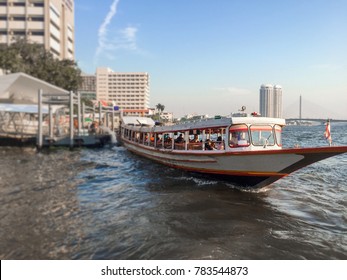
[174,143,185,150]
[187,142,203,150]
[163,141,172,149]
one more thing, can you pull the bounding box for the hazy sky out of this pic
[74,0,347,119]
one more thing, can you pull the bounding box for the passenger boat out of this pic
[118,114,347,188]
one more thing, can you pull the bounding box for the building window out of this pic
[13,30,26,35]
[50,47,60,56]
[31,30,44,36]
[50,6,60,18]
[50,32,60,43]
[13,2,26,7]
[30,16,44,22]
[33,2,44,7]
[13,16,26,21]
[50,20,60,30]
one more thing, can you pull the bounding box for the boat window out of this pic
[174,131,185,150]
[155,133,163,148]
[149,133,155,147]
[188,129,203,150]
[135,132,141,143]
[274,125,282,146]
[204,128,226,150]
[163,133,173,149]
[250,125,275,146]
[229,125,250,147]
[144,133,150,145]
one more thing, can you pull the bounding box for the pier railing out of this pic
[36,90,117,148]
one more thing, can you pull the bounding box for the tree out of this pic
[152,103,166,122]
[156,103,165,113]
[0,37,82,91]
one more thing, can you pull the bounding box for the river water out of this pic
[0,123,346,260]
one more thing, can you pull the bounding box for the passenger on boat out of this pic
[230,132,238,146]
[163,134,172,148]
[164,134,172,142]
[216,136,224,150]
[190,134,199,143]
[205,140,216,150]
[238,132,248,146]
[175,134,184,143]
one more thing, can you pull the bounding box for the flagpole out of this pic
[324,119,332,146]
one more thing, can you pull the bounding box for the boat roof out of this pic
[231,117,286,126]
[122,116,286,132]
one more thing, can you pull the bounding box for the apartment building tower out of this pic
[273,85,282,118]
[0,0,74,60]
[259,84,282,118]
[79,73,96,100]
[96,67,150,116]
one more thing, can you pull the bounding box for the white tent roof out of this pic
[0,72,69,104]
[122,116,156,126]
[0,103,49,114]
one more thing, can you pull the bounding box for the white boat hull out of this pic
[122,138,347,188]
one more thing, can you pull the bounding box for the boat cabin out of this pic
[121,116,286,152]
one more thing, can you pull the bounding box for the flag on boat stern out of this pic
[324,119,332,146]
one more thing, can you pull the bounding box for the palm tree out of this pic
[154,103,165,122]
[156,103,165,113]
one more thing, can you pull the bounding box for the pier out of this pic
[37,90,118,149]
[0,89,118,149]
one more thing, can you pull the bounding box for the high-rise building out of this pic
[0,0,74,60]
[78,73,96,100]
[96,67,150,116]
[259,84,273,117]
[273,85,282,118]
[259,84,282,118]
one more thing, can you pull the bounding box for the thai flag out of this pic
[324,119,332,146]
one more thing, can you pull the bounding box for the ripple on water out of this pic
[1,124,347,259]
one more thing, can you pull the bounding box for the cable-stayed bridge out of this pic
[283,96,347,122]
[285,118,347,123]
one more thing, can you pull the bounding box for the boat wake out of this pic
[179,176,220,186]
[100,126,117,143]
[171,173,273,193]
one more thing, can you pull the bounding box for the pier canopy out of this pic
[122,116,155,127]
[0,103,49,114]
[0,72,68,105]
